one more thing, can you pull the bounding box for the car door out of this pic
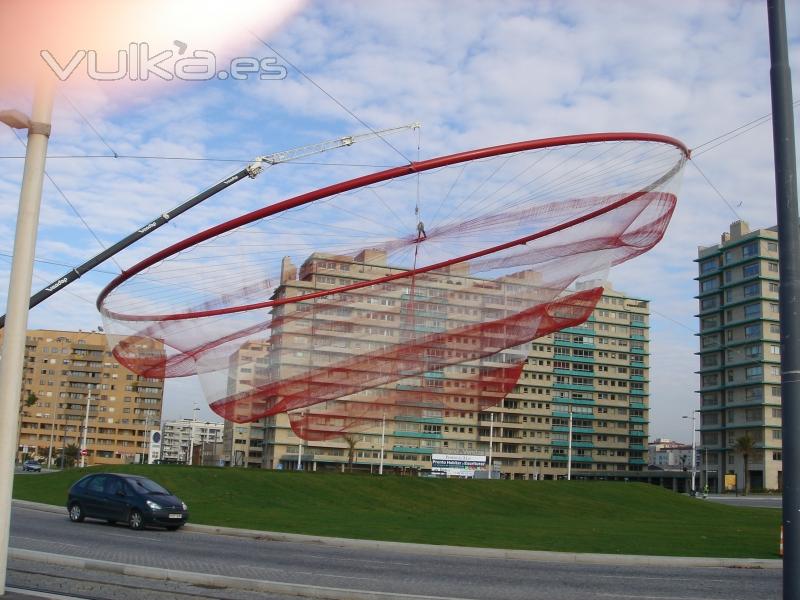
[103,476,131,522]
[82,474,109,519]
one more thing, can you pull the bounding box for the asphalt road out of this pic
[704,494,783,509]
[9,503,782,600]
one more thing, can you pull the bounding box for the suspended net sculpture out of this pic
[98,133,688,441]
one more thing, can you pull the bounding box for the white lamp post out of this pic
[682,412,698,495]
[567,407,574,481]
[80,387,92,467]
[378,410,386,475]
[488,412,494,479]
[0,80,54,595]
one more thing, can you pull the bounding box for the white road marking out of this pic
[305,553,412,566]
[596,575,728,583]
[11,536,83,548]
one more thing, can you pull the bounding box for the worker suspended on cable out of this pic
[417,221,427,240]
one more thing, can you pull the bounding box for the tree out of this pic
[58,444,80,469]
[25,392,37,407]
[343,434,359,472]
[734,434,756,495]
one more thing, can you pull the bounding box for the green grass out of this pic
[14,465,781,559]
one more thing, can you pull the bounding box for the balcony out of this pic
[553,382,595,392]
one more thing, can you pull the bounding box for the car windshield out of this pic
[127,477,170,495]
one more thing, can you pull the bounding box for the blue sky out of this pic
[1,0,798,442]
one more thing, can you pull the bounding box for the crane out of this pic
[0,122,420,329]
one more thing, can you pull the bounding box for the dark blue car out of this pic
[67,473,188,531]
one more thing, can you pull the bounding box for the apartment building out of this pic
[223,250,651,478]
[161,418,224,464]
[7,329,164,466]
[647,438,694,470]
[696,220,783,492]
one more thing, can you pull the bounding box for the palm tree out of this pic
[734,434,756,495]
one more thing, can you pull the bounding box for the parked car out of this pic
[67,473,188,531]
[22,460,42,472]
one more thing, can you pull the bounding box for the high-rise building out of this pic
[5,329,164,466]
[160,418,224,464]
[223,250,651,478]
[696,221,782,492]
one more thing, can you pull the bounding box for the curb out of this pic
[13,499,783,570]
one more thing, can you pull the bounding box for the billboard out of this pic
[431,454,487,478]
[148,430,162,464]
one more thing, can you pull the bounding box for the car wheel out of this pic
[68,503,84,523]
[128,509,144,530]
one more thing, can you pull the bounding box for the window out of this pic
[769,302,780,315]
[700,259,718,274]
[770,344,781,355]
[700,278,719,292]
[744,324,760,338]
[742,241,759,258]
[745,344,761,358]
[742,263,759,278]
[700,297,718,310]
[769,282,779,293]
[745,366,763,381]
[743,303,761,319]
[767,241,778,252]
[768,262,779,272]
[743,282,760,297]
[701,316,718,330]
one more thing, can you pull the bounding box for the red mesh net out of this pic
[98,135,687,440]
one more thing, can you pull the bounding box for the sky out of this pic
[0,0,798,443]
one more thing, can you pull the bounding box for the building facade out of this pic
[647,438,693,470]
[6,329,164,466]
[161,418,224,464]
[223,251,651,479]
[696,221,783,492]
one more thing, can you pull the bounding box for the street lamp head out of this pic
[0,109,31,130]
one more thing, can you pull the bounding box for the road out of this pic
[8,503,781,600]
[704,494,783,509]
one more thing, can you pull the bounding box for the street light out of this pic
[80,386,93,468]
[682,412,699,495]
[567,406,574,481]
[0,80,54,595]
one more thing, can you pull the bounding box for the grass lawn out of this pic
[13,465,781,559]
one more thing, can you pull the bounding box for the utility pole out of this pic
[767,2,799,598]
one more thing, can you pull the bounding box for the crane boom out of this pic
[0,122,420,329]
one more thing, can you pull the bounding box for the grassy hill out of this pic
[13,465,781,558]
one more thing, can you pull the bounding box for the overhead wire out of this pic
[248,30,414,166]
[11,130,125,273]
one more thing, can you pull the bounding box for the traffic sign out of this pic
[80,449,88,456]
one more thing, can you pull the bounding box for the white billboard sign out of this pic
[431,454,486,478]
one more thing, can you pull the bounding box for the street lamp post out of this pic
[488,412,494,479]
[378,410,386,475]
[80,388,92,468]
[682,412,698,495]
[567,407,573,481]
[0,80,54,595]
[46,407,58,469]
